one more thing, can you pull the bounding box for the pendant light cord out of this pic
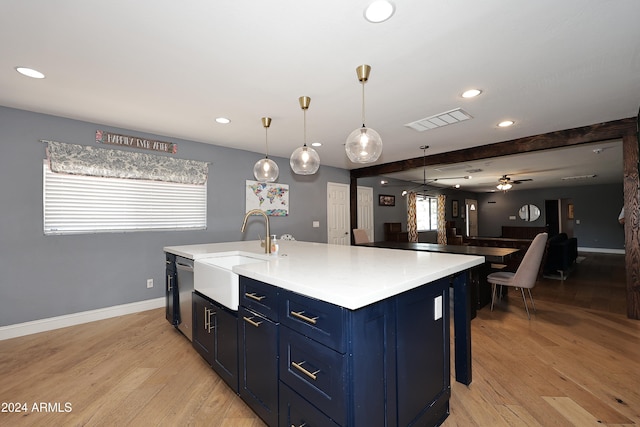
[361,81,366,127]
[264,127,269,157]
[303,108,308,147]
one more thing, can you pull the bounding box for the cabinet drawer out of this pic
[280,289,346,353]
[239,276,278,321]
[165,252,176,272]
[279,382,341,427]
[280,326,347,426]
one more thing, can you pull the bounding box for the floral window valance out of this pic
[45,140,208,185]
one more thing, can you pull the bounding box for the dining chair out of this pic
[487,232,548,319]
[352,229,370,244]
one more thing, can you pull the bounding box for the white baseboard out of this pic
[0,297,165,341]
[578,247,625,254]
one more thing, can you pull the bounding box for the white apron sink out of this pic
[194,255,267,310]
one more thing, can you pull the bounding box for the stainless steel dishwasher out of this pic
[175,256,194,341]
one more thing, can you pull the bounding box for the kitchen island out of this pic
[164,240,483,426]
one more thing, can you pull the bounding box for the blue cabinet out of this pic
[192,291,238,392]
[238,278,279,427]
[165,253,178,326]
[238,275,451,427]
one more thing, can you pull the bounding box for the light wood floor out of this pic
[1,254,637,426]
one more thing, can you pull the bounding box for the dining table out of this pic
[360,240,521,386]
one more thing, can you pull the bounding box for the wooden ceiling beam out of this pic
[350,117,637,179]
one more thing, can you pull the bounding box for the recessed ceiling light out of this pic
[311,142,322,147]
[498,120,514,128]
[364,0,395,23]
[215,117,230,124]
[16,67,45,79]
[462,89,482,98]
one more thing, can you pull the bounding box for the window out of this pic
[415,196,438,231]
[43,163,206,235]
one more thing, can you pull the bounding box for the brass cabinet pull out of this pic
[291,360,320,381]
[245,292,266,302]
[243,316,263,328]
[290,310,318,325]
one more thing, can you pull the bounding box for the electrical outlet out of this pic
[147,278,153,288]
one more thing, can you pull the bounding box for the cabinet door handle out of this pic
[291,360,320,381]
[167,275,172,292]
[245,292,266,302]
[291,424,307,427]
[243,316,263,328]
[290,310,318,325]
[204,307,215,333]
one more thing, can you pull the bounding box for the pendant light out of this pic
[345,64,383,163]
[290,96,320,175]
[253,117,279,182]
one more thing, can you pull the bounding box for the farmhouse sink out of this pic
[194,255,268,310]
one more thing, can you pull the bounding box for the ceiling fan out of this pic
[497,174,533,190]
[384,146,471,196]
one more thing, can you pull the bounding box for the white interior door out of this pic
[465,198,478,237]
[357,186,374,242]
[327,182,350,245]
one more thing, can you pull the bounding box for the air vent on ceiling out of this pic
[434,163,473,172]
[561,174,597,180]
[405,108,473,132]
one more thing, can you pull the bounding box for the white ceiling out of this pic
[1,1,639,180]
[382,139,623,193]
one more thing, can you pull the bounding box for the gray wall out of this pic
[0,107,349,326]
[477,184,625,249]
[358,176,476,242]
[358,178,625,250]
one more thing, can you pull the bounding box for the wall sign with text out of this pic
[96,130,177,154]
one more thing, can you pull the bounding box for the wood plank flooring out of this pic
[0,253,637,426]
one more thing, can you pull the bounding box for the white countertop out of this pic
[164,240,484,310]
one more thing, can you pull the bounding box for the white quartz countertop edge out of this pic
[164,241,484,310]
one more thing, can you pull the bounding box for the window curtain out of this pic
[437,194,447,244]
[407,191,418,242]
[45,140,208,185]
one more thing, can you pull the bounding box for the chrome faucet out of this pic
[241,209,271,254]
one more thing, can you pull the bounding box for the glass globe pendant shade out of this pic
[346,64,382,164]
[290,96,320,175]
[345,126,382,163]
[253,117,279,182]
[253,157,279,182]
[290,145,320,175]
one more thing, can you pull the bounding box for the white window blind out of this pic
[43,163,206,235]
